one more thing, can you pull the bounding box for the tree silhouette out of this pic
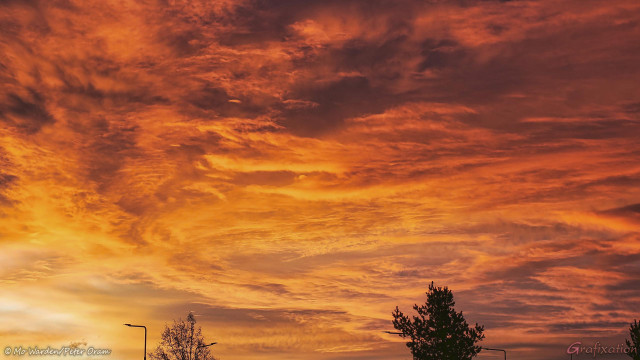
[392,282,484,360]
[627,320,640,360]
[149,312,216,360]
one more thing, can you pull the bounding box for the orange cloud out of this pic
[1,0,640,359]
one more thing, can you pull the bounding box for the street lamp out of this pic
[195,341,217,360]
[382,331,403,335]
[124,324,147,360]
[482,347,507,360]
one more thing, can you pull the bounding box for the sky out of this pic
[1,0,640,359]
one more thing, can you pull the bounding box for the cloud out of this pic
[1,0,639,359]
[0,90,55,134]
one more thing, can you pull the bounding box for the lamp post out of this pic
[482,347,507,360]
[382,331,403,335]
[124,324,147,360]
[195,341,217,360]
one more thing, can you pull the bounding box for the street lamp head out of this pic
[124,324,146,329]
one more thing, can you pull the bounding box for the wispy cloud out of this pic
[1,0,640,359]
